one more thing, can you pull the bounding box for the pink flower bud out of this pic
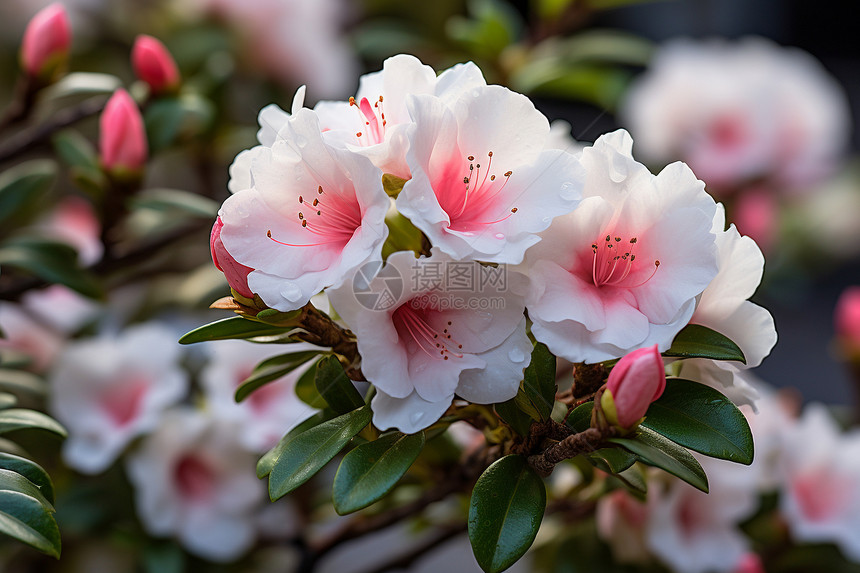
[734,188,777,253]
[210,217,254,299]
[20,3,71,79]
[733,553,765,573]
[602,344,666,428]
[99,89,148,173]
[835,286,860,356]
[131,35,180,95]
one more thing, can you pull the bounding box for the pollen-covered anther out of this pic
[591,234,659,288]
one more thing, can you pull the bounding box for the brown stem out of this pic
[527,426,614,477]
[0,77,37,134]
[360,524,467,573]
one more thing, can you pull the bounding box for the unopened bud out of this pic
[601,344,666,429]
[132,35,180,96]
[99,89,148,175]
[210,217,254,299]
[20,3,71,80]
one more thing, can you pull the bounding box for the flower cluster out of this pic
[212,54,776,434]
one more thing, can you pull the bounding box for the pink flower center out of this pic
[100,377,149,428]
[793,468,850,522]
[709,114,748,151]
[267,185,362,248]
[438,152,518,232]
[590,234,659,288]
[392,301,463,361]
[173,454,216,501]
[351,95,386,145]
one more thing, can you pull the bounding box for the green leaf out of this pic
[521,343,557,421]
[0,409,67,439]
[257,410,334,478]
[641,378,754,465]
[43,72,121,99]
[0,238,101,298]
[469,455,546,573]
[268,406,372,500]
[132,188,219,219]
[0,469,53,511]
[314,356,364,414]
[234,351,319,403]
[178,316,290,345]
[0,490,61,558]
[609,426,708,493]
[0,454,54,504]
[612,464,647,496]
[333,431,425,514]
[0,160,57,228]
[52,130,100,173]
[566,402,593,433]
[0,369,46,395]
[494,400,533,436]
[584,447,636,474]
[294,359,326,409]
[145,94,214,152]
[0,393,16,409]
[663,324,746,364]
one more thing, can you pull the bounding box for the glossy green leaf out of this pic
[0,454,54,504]
[612,464,647,496]
[494,399,534,436]
[0,238,101,298]
[641,378,753,465]
[469,455,546,573]
[566,401,594,433]
[609,426,708,493]
[585,447,636,475]
[235,351,319,403]
[0,409,67,439]
[132,188,219,218]
[179,316,290,345]
[663,324,746,364]
[145,94,214,152]
[0,393,16,409]
[520,343,557,421]
[52,130,99,172]
[0,490,61,558]
[0,469,53,511]
[314,356,364,414]
[333,431,425,514]
[0,369,46,395]
[294,359,326,409]
[43,72,121,99]
[0,161,57,228]
[268,406,372,500]
[256,410,334,478]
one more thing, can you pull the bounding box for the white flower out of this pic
[126,409,265,562]
[48,323,188,474]
[219,98,390,312]
[596,488,651,564]
[329,249,532,433]
[396,85,585,264]
[778,403,860,560]
[21,285,99,334]
[0,302,65,372]
[519,129,719,363]
[622,37,849,192]
[646,457,760,573]
[676,204,777,405]
[200,339,320,452]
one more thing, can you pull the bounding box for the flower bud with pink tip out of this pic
[601,344,666,429]
[20,3,71,80]
[210,217,254,300]
[836,286,860,359]
[99,89,148,175]
[132,35,180,95]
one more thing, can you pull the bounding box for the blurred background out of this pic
[2,0,860,571]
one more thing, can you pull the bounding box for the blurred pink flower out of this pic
[0,302,65,372]
[733,189,777,253]
[602,344,665,429]
[596,489,651,564]
[132,35,180,95]
[622,37,849,194]
[38,195,103,266]
[99,89,148,173]
[19,3,70,78]
[835,286,860,356]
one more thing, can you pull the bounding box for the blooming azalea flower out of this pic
[622,37,849,193]
[21,285,99,334]
[200,340,321,452]
[778,403,860,560]
[0,302,65,372]
[596,488,652,564]
[519,129,719,363]
[48,323,188,474]
[37,195,103,266]
[218,92,389,312]
[329,249,532,433]
[675,204,777,405]
[125,409,265,562]
[397,85,585,264]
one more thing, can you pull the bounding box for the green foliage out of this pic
[447,0,524,61]
[0,454,55,504]
[0,160,58,230]
[256,410,334,479]
[0,409,67,439]
[313,356,365,414]
[333,431,425,514]
[132,188,219,219]
[663,323,747,363]
[469,455,546,573]
[0,238,101,298]
[234,350,320,403]
[267,406,372,500]
[178,316,293,344]
[520,342,557,421]
[642,379,754,465]
[610,426,709,493]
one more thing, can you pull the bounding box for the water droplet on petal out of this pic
[560,181,578,200]
[542,216,551,224]
[279,282,303,302]
[508,347,525,363]
[494,233,505,240]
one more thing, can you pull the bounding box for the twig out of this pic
[361,524,467,573]
[527,426,614,477]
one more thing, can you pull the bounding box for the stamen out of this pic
[590,233,659,288]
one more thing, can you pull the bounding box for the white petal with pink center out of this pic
[48,323,188,474]
[520,129,719,363]
[200,339,321,453]
[219,105,389,312]
[126,409,265,562]
[676,204,777,405]
[779,404,860,560]
[329,249,531,433]
[397,86,584,264]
